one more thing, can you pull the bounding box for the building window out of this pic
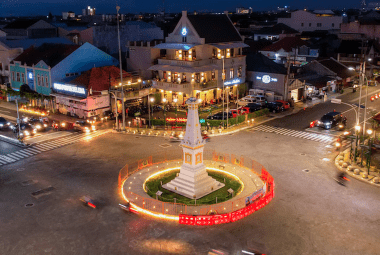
[37,75,40,86]
[182,36,187,43]
[309,23,311,27]
[211,71,215,80]
[222,69,226,80]
[230,68,234,79]
[175,50,183,60]
[226,49,231,58]
[332,23,335,27]
[11,71,15,81]
[45,76,48,87]
[16,72,20,82]
[301,23,304,27]
[317,23,322,27]
[238,66,242,77]
[21,73,25,83]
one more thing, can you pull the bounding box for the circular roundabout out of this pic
[119,152,275,226]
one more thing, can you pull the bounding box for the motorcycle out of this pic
[334,173,349,186]
[202,134,210,142]
[80,196,97,209]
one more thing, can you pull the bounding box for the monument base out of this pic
[162,166,225,199]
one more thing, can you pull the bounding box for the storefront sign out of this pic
[256,75,278,84]
[166,117,187,123]
[199,119,205,123]
[224,78,241,86]
[53,83,86,95]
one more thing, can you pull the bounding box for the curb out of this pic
[0,135,28,147]
[335,149,380,187]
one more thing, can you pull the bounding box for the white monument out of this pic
[163,97,224,198]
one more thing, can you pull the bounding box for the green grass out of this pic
[144,169,242,205]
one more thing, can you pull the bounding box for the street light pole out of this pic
[174,98,178,126]
[116,5,125,131]
[162,98,167,128]
[222,56,225,126]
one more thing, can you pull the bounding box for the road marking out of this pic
[252,125,335,143]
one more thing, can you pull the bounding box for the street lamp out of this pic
[116,5,125,131]
[173,98,178,126]
[109,90,119,130]
[367,129,373,135]
[149,97,154,128]
[222,56,225,126]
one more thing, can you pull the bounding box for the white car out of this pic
[238,95,258,106]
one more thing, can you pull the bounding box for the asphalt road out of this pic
[0,120,380,254]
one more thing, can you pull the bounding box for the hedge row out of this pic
[150,108,269,127]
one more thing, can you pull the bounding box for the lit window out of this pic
[226,49,231,58]
[230,68,234,79]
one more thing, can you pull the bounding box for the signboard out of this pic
[224,78,241,86]
[256,75,278,83]
[165,117,187,123]
[331,98,342,104]
[53,83,86,96]
[181,27,188,36]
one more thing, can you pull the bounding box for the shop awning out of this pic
[148,64,218,73]
[153,43,200,50]
[304,76,336,89]
[209,42,249,50]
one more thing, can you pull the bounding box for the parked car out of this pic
[0,117,11,130]
[73,121,96,132]
[238,107,250,114]
[207,112,233,120]
[229,109,240,118]
[265,102,283,113]
[276,100,290,110]
[237,95,258,106]
[316,111,346,130]
[255,95,267,106]
[246,103,262,112]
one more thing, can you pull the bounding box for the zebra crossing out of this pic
[251,125,335,144]
[0,129,111,166]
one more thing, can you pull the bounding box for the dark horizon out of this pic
[0,0,362,17]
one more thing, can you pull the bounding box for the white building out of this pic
[277,10,343,32]
[148,11,248,105]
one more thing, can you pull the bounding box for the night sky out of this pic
[0,0,361,17]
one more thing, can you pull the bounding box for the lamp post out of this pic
[173,98,178,126]
[149,96,154,128]
[116,5,125,131]
[222,56,225,127]
[355,124,361,163]
[162,98,167,128]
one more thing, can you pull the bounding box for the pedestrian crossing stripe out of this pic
[251,125,335,144]
[0,130,111,167]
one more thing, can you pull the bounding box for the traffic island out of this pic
[118,152,274,225]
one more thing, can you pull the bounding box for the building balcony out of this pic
[157,58,213,67]
[152,80,193,94]
[193,80,218,91]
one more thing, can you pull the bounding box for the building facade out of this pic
[277,10,343,32]
[149,11,248,105]
[9,43,118,96]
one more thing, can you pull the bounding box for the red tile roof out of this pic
[261,37,309,52]
[70,66,131,93]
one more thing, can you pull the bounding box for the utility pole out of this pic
[117,5,125,131]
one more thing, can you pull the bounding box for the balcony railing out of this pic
[152,80,193,94]
[157,58,212,67]
[193,80,218,90]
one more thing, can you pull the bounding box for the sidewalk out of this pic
[335,149,380,187]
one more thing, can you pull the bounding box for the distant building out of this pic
[259,37,319,65]
[93,21,164,55]
[9,42,118,96]
[252,23,300,41]
[368,2,380,10]
[341,11,380,40]
[277,10,342,32]
[236,7,252,14]
[82,6,96,16]
[2,19,57,40]
[62,11,76,20]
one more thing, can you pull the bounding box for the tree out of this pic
[48,12,53,20]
